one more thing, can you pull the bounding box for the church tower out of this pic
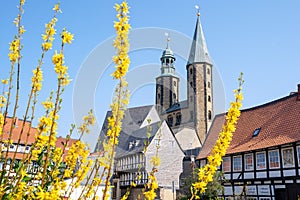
[187,10,213,143]
[156,36,179,114]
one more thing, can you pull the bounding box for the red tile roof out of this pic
[2,117,37,144]
[1,117,78,160]
[197,93,300,160]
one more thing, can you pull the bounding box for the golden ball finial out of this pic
[195,5,200,16]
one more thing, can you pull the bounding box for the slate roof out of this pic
[187,15,212,65]
[164,100,188,113]
[197,93,300,159]
[115,121,161,158]
[94,105,154,152]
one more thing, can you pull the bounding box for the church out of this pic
[95,9,214,200]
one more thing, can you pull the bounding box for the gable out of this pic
[140,106,161,128]
[175,127,201,151]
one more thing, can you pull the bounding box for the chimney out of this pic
[14,117,19,127]
[298,84,300,101]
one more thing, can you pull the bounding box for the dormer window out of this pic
[252,128,261,137]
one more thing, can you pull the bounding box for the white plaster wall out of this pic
[145,121,185,190]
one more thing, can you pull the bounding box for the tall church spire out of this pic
[187,8,212,65]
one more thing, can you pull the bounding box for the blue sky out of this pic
[1,1,300,149]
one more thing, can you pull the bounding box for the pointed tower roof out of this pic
[187,11,212,65]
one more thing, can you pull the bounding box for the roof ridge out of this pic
[214,93,297,117]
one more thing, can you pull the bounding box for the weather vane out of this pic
[195,5,200,16]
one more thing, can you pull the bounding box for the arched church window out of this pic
[207,68,210,74]
[174,81,176,86]
[208,110,212,120]
[175,113,182,126]
[208,95,211,102]
[207,81,211,88]
[167,115,173,127]
[190,68,193,74]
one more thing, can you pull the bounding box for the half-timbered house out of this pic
[197,85,300,199]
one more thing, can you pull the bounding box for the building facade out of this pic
[96,10,215,200]
[197,86,300,199]
[156,11,214,144]
[0,117,77,174]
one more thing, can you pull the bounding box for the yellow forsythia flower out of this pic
[1,79,8,85]
[61,30,74,44]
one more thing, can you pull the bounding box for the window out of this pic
[282,147,294,167]
[207,68,210,74]
[190,81,193,88]
[190,68,193,74]
[167,115,173,127]
[269,150,280,168]
[297,146,300,166]
[200,160,206,168]
[252,128,261,137]
[174,81,176,86]
[175,113,182,126]
[233,156,242,171]
[207,81,211,88]
[208,110,212,120]
[256,152,266,170]
[208,95,211,102]
[245,154,253,171]
[222,157,231,172]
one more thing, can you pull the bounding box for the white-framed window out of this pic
[233,155,242,171]
[247,198,257,200]
[245,153,254,171]
[269,149,280,168]
[200,159,206,168]
[222,157,231,172]
[256,152,266,170]
[297,146,300,166]
[282,147,294,168]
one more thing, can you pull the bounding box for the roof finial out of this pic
[195,5,200,16]
[165,32,170,49]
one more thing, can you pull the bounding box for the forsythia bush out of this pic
[0,0,135,199]
[0,0,243,199]
[190,73,244,200]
